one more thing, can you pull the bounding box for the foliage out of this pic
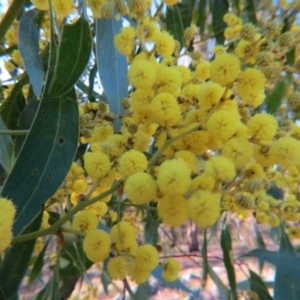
[1,0,300,299]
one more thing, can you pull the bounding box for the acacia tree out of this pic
[0,0,300,299]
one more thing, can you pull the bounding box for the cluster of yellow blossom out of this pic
[0,198,16,252]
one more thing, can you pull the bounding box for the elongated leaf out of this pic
[207,265,230,299]
[249,270,272,300]
[28,239,50,285]
[212,0,228,45]
[0,209,43,299]
[255,225,266,273]
[266,80,286,114]
[201,229,208,288]
[101,259,112,295]
[145,203,159,245]
[133,282,151,299]
[1,88,79,236]
[221,224,238,300]
[48,16,92,97]
[18,9,44,99]
[198,0,207,37]
[0,115,13,174]
[244,0,257,25]
[96,17,127,132]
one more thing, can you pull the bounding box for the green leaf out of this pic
[266,80,286,114]
[0,115,13,174]
[133,282,152,299]
[101,258,112,295]
[96,17,128,132]
[145,203,159,245]
[201,229,208,288]
[1,88,79,236]
[18,9,44,99]
[207,265,230,299]
[0,209,43,299]
[244,0,257,25]
[48,16,92,97]
[28,239,50,285]
[198,0,207,37]
[166,0,196,46]
[221,224,238,300]
[212,0,229,45]
[255,225,266,273]
[249,269,272,300]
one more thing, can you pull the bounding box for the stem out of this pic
[123,278,134,298]
[0,0,27,42]
[60,226,85,236]
[11,182,120,244]
[0,130,28,135]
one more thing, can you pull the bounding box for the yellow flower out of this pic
[236,68,266,98]
[158,195,188,226]
[270,136,300,168]
[12,50,23,67]
[132,131,151,152]
[154,31,175,58]
[0,198,16,228]
[84,152,111,180]
[198,81,225,108]
[163,0,179,5]
[136,15,159,42]
[124,172,156,205]
[241,91,265,108]
[155,66,182,96]
[247,113,278,141]
[205,156,236,182]
[194,60,211,81]
[176,65,191,84]
[72,179,88,194]
[83,229,111,262]
[162,258,181,282]
[110,221,136,251]
[72,210,98,233]
[151,93,181,126]
[188,191,221,227]
[157,159,191,196]
[53,0,73,18]
[135,245,159,271]
[190,174,215,192]
[206,111,239,141]
[183,129,209,155]
[91,124,113,143]
[114,26,136,55]
[87,201,108,217]
[118,149,147,177]
[128,60,156,88]
[174,150,198,172]
[128,262,151,284]
[107,256,127,280]
[253,144,276,167]
[30,0,49,10]
[222,137,253,168]
[210,53,241,85]
[0,229,13,253]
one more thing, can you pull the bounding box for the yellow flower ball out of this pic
[107,256,127,280]
[163,0,179,5]
[114,26,136,55]
[128,60,156,89]
[124,172,157,205]
[190,174,215,192]
[128,262,151,284]
[157,159,191,196]
[72,179,88,194]
[110,221,136,251]
[205,156,236,182]
[151,93,181,126]
[194,60,211,81]
[210,53,241,85]
[188,190,221,227]
[87,201,108,217]
[154,31,175,58]
[162,258,181,282]
[72,210,98,233]
[135,245,159,271]
[174,150,198,172]
[198,81,225,108]
[155,66,182,96]
[0,229,13,252]
[118,149,148,177]
[30,0,49,10]
[84,151,111,180]
[83,229,111,262]
[53,0,73,18]
[158,195,189,227]
[91,124,113,143]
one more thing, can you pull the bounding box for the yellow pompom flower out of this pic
[163,0,179,5]
[222,137,253,168]
[198,81,225,108]
[87,0,106,18]
[158,195,188,226]
[91,124,113,143]
[84,152,111,180]
[176,65,191,84]
[83,229,111,262]
[270,136,300,168]
[0,198,16,228]
[128,60,156,89]
[110,221,136,251]
[52,0,73,18]
[132,131,151,152]
[183,129,209,155]
[162,258,181,282]
[31,0,49,10]
[72,179,88,194]
[154,31,175,58]
[190,174,215,192]
[118,149,147,177]
[0,229,13,252]
[206,111,239,141]
[157,159,191,196]
[72,210,98,233]
[107,256,127,280]
[12,50,23,67]
[135,245,159,271]
[205,156,236,182]
[155,66,182,95]
[194,60,211,81]
[4,61,15,73]
[128,262,151,284]
[247,113,278,141]
[174,150,198,172]
[253,144,275,167]
[242,91,265,108]
[87,201,108,217]
[124,172,156,205]
[5,26,18,46]
[114,26,136,56]
[151,93,181,126]
[136,15,159,42]
[210,53,241,85]
[236,68,266,98]
[245,162,265,179]
[188,191,221,227]
[132,103,154,126]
